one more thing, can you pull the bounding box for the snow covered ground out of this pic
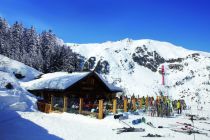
[0,55,40,111]
[0,71,36,111]
[1,111,210,140]
[0,54,42,82]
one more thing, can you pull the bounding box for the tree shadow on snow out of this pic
[0,111,63,140]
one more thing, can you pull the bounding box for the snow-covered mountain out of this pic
[0,54,42,111]
[67,39,210,111]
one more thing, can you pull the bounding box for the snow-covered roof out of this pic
[21,71,122,92]
[95,72,122,92]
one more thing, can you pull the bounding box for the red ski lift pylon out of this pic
[162,65,165,85]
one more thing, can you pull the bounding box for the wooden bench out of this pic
[37,101,51,113]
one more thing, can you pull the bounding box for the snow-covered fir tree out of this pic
[8,21,24,61]
[0,17,83,73]
[0,17,9,55]
[22,26,43,71]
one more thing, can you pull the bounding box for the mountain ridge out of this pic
[66,38,210,58]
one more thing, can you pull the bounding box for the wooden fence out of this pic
[37,96,155,119]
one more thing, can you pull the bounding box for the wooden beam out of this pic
[113,98,117,114]
[156,96,159,101]
[132,98,137,110]
[50,95,54,112]
[98,99,103,119]
[124,98,128,112]
[63,96,67,112]
[79,98,83,114]
[139,98,142,109]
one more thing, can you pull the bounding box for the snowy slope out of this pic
[0,72,36,111]
[0,54,42,82]
[67,39,199,60]
[0,55,41,111]
[66,39,210,111]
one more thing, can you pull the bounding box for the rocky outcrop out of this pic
[166,58,184,63]
[83,57,96,71]
[94,60,110,74]
[132,46,165,72]
[168,64,184,71]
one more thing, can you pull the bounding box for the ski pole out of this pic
[120,120,133,128]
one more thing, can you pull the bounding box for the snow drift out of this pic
[0,55,41,111]
[0,54,42,82]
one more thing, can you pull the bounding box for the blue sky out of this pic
[0,0,210,52]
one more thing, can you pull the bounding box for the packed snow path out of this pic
[1,111,210,140]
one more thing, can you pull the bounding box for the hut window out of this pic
[53,96,64,111]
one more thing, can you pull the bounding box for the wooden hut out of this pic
[22,71,122,119]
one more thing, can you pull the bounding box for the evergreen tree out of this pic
[22,26,43,71]
[40,30,57,73]
[8,21,24,61]
[0,17,9,54]
[0,17,84,73]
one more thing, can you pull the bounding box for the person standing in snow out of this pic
[155,98,160,117]
[177,100,182,114]
[159,98,164,117]
[128,98,132,111]
[150,98,156,117]
[142,96,145,106]
[166,98,171,116]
